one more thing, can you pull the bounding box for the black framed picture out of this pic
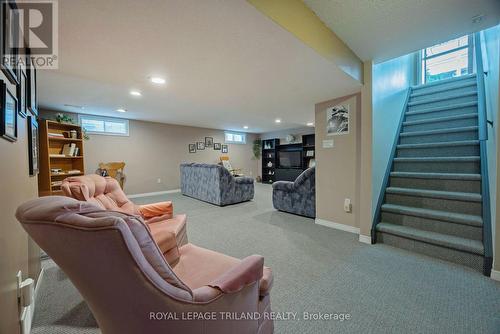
[0,1,20,85]
[27,115,39,175]
[221,144,228,153]
[213,143,221,150]
[205,136,213,147]
[188,143,196,153]
[197,142,205,150]
[17,66,27,118]
[0,81,18,141]
[27,50,38,116]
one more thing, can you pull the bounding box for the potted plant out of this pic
[253,139,262,159]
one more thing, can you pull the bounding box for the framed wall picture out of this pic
[0,1,20,85]
[213,143,221,150]
[17,67,27,118]
[205,136,213,147]
[27,116,39,175]
[0,81,18,141]
[326,104,349,136]
[221,144,228,153]
[188,143,196,153]
[197,142,205,150]
[26,49,38,116]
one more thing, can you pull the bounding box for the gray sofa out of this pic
[180,163,254,206]
[272,167,315,218]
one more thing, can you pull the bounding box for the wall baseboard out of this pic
[358,234,372,244]
[127,189,181,199]
[491,269,500,282]
[315,218,360,234]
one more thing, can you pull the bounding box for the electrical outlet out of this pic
[344,198,352,213]
[157,178,161,184]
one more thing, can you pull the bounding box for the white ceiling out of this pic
[304,0,500,62]
[39,0,361,133]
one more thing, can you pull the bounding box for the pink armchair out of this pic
[62,174,187,264]
[16,196,273,334]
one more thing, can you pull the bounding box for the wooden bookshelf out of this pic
[38,120,85,196]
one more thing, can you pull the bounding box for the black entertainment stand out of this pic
[261,134,315,184]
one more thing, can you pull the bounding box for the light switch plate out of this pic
[322,139,334,148]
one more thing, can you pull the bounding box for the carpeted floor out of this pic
[33,183,500,334]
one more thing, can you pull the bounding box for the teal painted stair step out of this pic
[403,113,477,126]
[393,156,480,163]
[405,101,478,122]
[397,140,479,149]
[407,90,477,107]
[385,187,482,202]
[406,101,477,116]
[411,73,476,91]
[399,126,478,145]
[396,140,480,158]
[381,204,483,227]
[410,81,476,98]
[400,126,478,137]
[392,156,480,173]
[389,171,481,193]
[376,223,484,255]
[390,171,480,180]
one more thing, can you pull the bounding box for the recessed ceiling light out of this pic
[150,77,166,85]
[307,122,314,127]
[243,125,249,129]
[116,108,127,113]
[275,119,281,123]
[130,90,142,97]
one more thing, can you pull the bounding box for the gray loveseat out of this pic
[180,163,254,206]
[272,167,315,218]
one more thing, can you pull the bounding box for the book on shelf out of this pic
[67,169,82,175]
[51,168,62,173]
[51,181,63,187]
[62,143,77,156]
[50,154,66,158]
[48,132,65,138]
[74,147,79,157]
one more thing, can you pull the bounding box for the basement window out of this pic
[225,131,246,144]
[79,115,129,136]
[421,35,473,84]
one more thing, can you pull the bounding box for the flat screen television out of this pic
[279,151,302,168]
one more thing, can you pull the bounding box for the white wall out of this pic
[481,25,500,269]
[372,53,417,213]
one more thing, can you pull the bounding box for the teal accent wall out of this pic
[481,25,500,264]
[372,53,417,214]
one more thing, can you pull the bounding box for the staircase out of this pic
[373,73,492,274]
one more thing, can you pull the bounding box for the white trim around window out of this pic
[224,131,246,144]
[78,114,130,136]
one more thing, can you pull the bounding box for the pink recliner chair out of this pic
[16,196,274,334]
[62,174,187,264]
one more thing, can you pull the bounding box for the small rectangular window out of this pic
[225,131,246,144]
[79,115,129,136]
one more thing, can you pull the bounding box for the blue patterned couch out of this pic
[180,163,254,206]
[272,167,315,218]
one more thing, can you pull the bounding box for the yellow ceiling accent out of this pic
[247,0,363,83]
